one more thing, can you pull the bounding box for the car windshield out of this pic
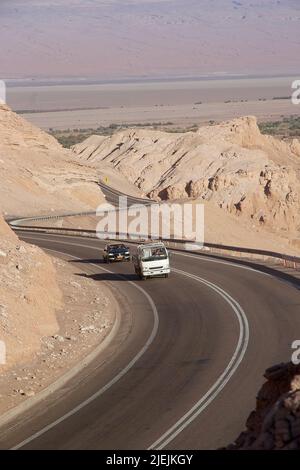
[141,246,168,262]
[109,245,126,252]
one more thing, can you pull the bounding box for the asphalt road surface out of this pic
[1,230,300,450]
[99,182,154,208]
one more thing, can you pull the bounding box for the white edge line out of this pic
[149,268,249,450]
[18,231,300,448]
[170,250,272,277]
[20,231,271,277]
[0,250,121,430]
[19,235,249,450]
[11,245,159,450]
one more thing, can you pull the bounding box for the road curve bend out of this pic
[0,231,299,450]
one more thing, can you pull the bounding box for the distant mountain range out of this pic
[1,0,299,78]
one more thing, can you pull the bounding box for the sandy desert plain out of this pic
[6,75,300,131]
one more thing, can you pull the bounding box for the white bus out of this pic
[133,242,170,280]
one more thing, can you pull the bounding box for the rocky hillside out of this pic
[0,106,106,370]
[72,117,300,235]
[227,362,300,450]
[0,104,104,216]
[0,217,62,369]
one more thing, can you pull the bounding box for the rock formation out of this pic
[0,105,105,369]
[72,117,300,234]
[0,217,62,368]
[0,103,104,216]
[227,362,300,450]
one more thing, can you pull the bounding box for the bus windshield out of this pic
[141,246,168,262]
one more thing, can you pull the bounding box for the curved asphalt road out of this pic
[99,182,155,207]
[0,229,300,450]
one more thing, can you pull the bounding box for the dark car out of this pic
[103,244,130,263]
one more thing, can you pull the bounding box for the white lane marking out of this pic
[20,236,124,259]
[149,267,249,450]
[11,247,159,450]
[20,234,249,450]
[20,231,271,277]
[170,250,272,277]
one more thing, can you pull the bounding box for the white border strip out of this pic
[149,268,249,449]
[13,234,248,450]
[10,246,159,450]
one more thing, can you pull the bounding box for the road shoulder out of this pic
[0,253,120,426]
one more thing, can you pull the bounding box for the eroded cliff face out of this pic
[0,104,104,216]
[0,216,62,369]
[0,106,104,369]
[227,362,300,450]
[72,116,300,234]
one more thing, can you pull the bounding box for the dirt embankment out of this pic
[0,241,117,414]
[0,216,62,369]
[0,106,115,391]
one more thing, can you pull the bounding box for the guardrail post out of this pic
[8,220,300,270]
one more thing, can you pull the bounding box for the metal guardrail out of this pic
[8,211,97,227]
[5,179,299,271]
[98,181,154,205]
[6,178,300,270]
[9,222,300,270]
[8,183,154,227]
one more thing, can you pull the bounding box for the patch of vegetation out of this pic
[48,121,202,148]
[258,115,300,140]
[224,99,248,103]
[49,129,93,148]
[272,96,290,101]
[164,124,199,134]
[48,115,300,149]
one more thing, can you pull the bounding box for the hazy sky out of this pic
[1,0,300,79]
